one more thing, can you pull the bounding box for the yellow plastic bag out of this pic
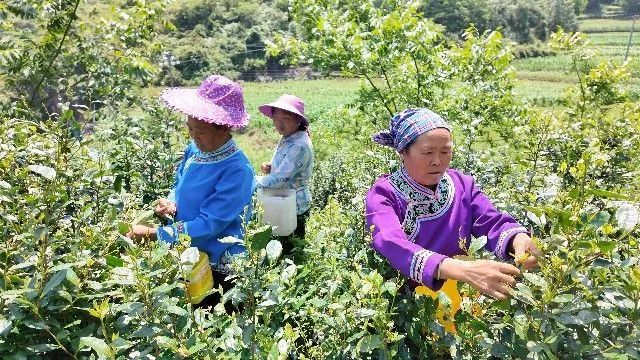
[415,279,462,334]
[185,251,214,304]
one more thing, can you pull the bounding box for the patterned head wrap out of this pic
[372,108,451,151]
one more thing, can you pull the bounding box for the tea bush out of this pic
[1,0,638,359]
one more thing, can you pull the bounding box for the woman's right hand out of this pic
[440,258,520,300]
[154,198,176,218]
[260,162,272,174]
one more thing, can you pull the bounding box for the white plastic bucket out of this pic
[257,188,297,236]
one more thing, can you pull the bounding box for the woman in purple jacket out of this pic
[365,108,540,300]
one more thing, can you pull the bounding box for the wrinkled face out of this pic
[272,108,300,137]
[186,116,228,152]
[401,128,453,186]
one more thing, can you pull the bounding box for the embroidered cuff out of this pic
[410,249,447,290]
[495,226,528,260]
[410,249,432,284]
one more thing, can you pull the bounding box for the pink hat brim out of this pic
[161,88,249,128]
[258,102,308,124]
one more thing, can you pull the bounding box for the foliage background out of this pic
[0,0,639,359]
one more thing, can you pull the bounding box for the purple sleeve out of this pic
[365,180,447,290]
[470,181,528,260]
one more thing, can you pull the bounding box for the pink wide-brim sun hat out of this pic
[258,94,308,127]
[160,75,250,128]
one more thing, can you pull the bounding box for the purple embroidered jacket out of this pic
[365,167,528,290]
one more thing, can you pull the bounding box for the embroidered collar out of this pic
[388,167,455,242]
[193,139,239,164]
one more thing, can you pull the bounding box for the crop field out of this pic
[578,18,637,32]
[511,17,640,104]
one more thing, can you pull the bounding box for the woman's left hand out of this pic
[511,233,541,270]
[125,225,157,241]
[260,162,272,174]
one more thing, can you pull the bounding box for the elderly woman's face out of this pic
[187,116,229,152]
[402,128,453,186]
[272,108,300,137]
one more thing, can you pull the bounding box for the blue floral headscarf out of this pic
[372,108,451,151]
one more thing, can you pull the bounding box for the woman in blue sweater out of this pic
[127,75,255,309]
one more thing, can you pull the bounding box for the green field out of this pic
[578,18,636,32]
[512,80,572,100]
[513,55,575,72]
[238,79,360,169]
[511,17,640,102]
[513,52,639,72]
[586,32,640,45]
[599,45,640,57]
[242,78,360,128]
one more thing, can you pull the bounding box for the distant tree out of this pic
[548,0,579,32]
[618,0,640,14]
[158,0,291,82]
[425,0,580,43]
[490,0,549,43]
[422,0,493,36]
[173,1,212,30]
[586,0,615,14]
[573,0,588,14]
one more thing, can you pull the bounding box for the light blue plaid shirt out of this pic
[258,131,313,214]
